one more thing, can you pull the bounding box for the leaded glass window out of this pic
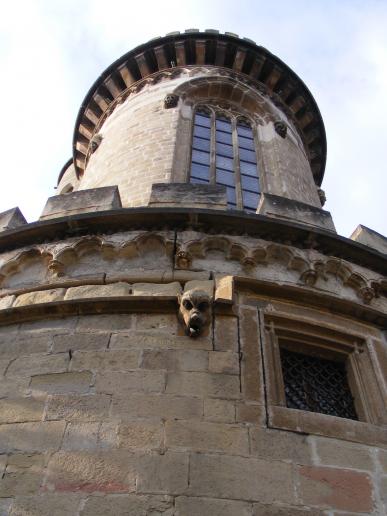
[189,107,260,212]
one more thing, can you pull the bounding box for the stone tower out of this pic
[0,31,386,516]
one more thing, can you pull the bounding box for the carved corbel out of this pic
[274,120,287,138]
[317,188,326,207]
[164,94,179,109]
[48,259,65,278]
[358,286,375,305]
[300,269,318,287]
[175,250,192,269]
[90,133,103,153]
[241,256,256,271]
[178,289,212,337]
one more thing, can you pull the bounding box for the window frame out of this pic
[188,104,261,212]
[261,312,387,445]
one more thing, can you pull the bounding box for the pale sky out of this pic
[0,0,386,238]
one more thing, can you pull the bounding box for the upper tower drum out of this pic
[57,31,327,219]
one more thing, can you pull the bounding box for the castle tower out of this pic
[0,31,386,515]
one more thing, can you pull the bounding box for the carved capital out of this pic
[164,94,179,109]
[274,120,287,138]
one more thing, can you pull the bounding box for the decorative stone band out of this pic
[71,30,326,184]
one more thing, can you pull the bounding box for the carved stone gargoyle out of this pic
[178,289,212,338]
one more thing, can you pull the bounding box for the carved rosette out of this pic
[164,94,179,109]
[274,120,287,138]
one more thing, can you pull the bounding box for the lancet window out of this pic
[189,106,260,212]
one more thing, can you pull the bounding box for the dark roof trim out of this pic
[72,30,327,185]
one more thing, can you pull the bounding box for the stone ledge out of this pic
[148,183,227,210]
[257,193,336,232]
[350,224,387,255]
[40,186,122,220]
[0,207,27,232]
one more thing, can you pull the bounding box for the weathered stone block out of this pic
[135,313,178,332]
[209,351,239,374]
[166,372,240,399]
[214,274,234,303]
[297,465,373,512]
[0,295,15,310]
[183,279,214,297]
[62,422,100,451]
[140,349,208,372]
[252,504,325,515]
[132,282,182,296]
[350,224,387,254]
[46,394,111,422]
[6,353,68,377]
[313,436,374,471]
[250,428,311,464]
[64,282,130,301]
[258,192,336,232]
[14,288,65,307]
[80,494,174,516]
[70,349,140,371]
[95,370,165,395]
[44,451,136,493]
[9,494,82,516]
[149,183,227,210]
[236,402,265,425]
[0,334,51,358]
[118,421,164,450]
[0,453,45,497]
[76,314,133,332]
[30,371,92,394]
[175,496,252,516]
[0,207,27,232]
[214,315,238,352]
[111,332,212,351]
[166,420,248,454]
[0,398,45,424]
[0,422,65,453]
[204,398,235,423]
[136,451,189,495]
[188,453,294,503]
[52,333,110,353]
[112,394,203,420]
[40,185,122,220]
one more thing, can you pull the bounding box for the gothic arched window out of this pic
[189,106,260,212]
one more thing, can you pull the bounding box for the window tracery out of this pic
[189,105,260,212]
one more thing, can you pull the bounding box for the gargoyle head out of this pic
[178,289,212,338]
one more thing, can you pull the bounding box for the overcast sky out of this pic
[0,0,386,238]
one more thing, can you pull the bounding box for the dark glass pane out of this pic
[239,148,257,163]
[226,187,237,205]
[242,190,259,210]
[192,149,210,165]
[193,137,210,152]
[238,135,255,151]
[216,168,235,187]
[216,142,233,158]
[190,162,210,181]
[194,125,211,139]
[191,176,209,184]
[195,113,211,127]
[241,175,260,193]
[216,155,234,171]
[216,130,232,145]
[216,118,232,133]
[237,125,254,138]
[240,160,258,176]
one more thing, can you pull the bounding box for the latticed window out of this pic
[190,107,260,212]
[279,347,358,420]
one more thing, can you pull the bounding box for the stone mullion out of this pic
[232,117,243,209]
[209,110,217,185]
